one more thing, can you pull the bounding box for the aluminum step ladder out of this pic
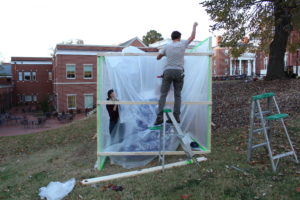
[150,109,195,170]
[247,92,299,172]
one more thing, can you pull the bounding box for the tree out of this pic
[200,0,300,80]
[142,30,164,46]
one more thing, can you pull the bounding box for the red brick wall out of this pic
[212,48,230,76]
[0,86,14,113]
[12,64,53,104]
[130,40,146,47]
[53,55,97,112]
[0,77,11,85]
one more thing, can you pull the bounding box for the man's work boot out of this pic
[154,117,163,126]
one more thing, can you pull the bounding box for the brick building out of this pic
[53,38,158,112]
[212,36,266,77]
[0,63,13,113]
[11,57,53,106]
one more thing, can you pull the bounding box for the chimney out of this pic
[216,36,222,46]
[242,37,249,44]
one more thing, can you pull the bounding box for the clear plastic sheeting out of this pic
[99,39,211,169]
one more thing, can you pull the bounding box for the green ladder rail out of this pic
[247,93,299,172]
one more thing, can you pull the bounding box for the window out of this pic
[224,49,229,55]
[66,64,76,79]
[33,95,37,102]
[24,72,31,81]
[67,95,76,109]
[84,64,93,79]
[84,94,93,108]
[32,72,36,81]
[48,72,52,80]
[24,95,32,102]
[18,72,23,81]
[225,59,229,65]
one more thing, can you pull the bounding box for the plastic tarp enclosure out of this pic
[98,39,211,169]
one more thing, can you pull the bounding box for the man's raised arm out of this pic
[187,22,198,44]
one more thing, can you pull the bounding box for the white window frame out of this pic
[32,71,36,81]
[24,95,32,102]
[224,49,229,55]
[225,59,229,65]
[48,71,52,80]
[83,64,93,79]
[66,64,76,79]
[18,72,23,81]
[24,72,31,81]
[67,94,76,109]
[84,94,94,109]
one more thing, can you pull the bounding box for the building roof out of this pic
[0,63,12,76]
[11,57,52,62]
[55,44,158,55]
[119,37,147,47]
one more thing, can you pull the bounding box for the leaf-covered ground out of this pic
[1,113,300,199]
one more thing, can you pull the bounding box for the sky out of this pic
[0,0,215,62]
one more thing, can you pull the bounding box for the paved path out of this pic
[0,114,86,137]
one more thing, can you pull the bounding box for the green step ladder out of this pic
[150,109,195,170]
[247,92,299,172]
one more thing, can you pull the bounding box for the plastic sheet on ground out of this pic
[98,39,211,169]
[39,178,76,200]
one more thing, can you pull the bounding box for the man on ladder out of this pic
[154,22,198,125]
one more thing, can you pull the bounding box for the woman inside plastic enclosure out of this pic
[106,89,119,134]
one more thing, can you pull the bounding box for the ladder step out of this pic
[163,109,172,113]
[252,142,267,149]
[252,93,275,100]
[272,151,294,160]
[253,127,270,133]
[265,113,288,120]
[254,111,271,117]
[149,126,162,130]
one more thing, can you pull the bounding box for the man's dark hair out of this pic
[171,31,181,40]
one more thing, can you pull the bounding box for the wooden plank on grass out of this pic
[81,157,207,185]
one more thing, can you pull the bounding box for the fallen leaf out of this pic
[296,187,300,192]
[181,194,192,199]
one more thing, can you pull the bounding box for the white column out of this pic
[247,60,251,76]
[253,59,256,74]
[239,59,242,75]
[230,58,232,75]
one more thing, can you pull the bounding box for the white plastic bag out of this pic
[39,178,76,200]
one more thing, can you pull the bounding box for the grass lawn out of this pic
[0,115,300,200]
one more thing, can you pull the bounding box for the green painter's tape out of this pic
[97,56,107,170]
[189,37,210,53]
[186,159,193,164]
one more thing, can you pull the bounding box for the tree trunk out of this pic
[266,0,292,80]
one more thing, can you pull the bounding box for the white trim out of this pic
[56,50,100,56]
[66,64,76,79]
[53,82,96,85]
[84,94,94,109]
[67,94,76,109]
[11,61,52,65]
[98,100,212,105]
[83,64,93,79]
[97,52,213,57]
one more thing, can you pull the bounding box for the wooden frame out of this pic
[97,150,211,156]
[97,52,213,57]
[96,38,213,170]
